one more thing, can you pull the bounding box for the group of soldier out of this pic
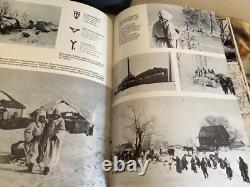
[194,67,236,95]
[218,75,236,95]
[23,108,65,175]
[114,145,250,183]
[170,153,249,183]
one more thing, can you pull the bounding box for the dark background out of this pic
[72,0,131,14]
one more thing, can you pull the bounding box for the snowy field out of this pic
[149,26,224,54]
[0,128,110,187]
[113,82,176,100]
[182,84,226,95]
[112,147,250,187]
[0,31,58,48]
[183,32,224,54]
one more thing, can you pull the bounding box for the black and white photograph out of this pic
[113,52,175,99]
[217,17,237,62]
[177,53,236,95]
[112,96,250,187]
[0,0,61,48]
[0,68,111,186]
[147,4,224,54]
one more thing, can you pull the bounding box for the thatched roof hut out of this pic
[30,98,85,119]
[0,91,25,120]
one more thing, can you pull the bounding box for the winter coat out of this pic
[24,121,45,164]
[37,117,65,168]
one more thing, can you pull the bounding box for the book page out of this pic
[0,0,112,186]
[111,4,250,187]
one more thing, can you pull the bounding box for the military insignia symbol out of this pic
[74,10,80,19]
[70,40,77,50]
[70,27,80,33]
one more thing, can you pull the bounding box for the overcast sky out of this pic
[2,0,61,24]
[178,53,229,89]
[112,96,248,146]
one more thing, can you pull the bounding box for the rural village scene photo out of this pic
[0,68,111,187]
[113,52,175,99]
[177,53,236,95]
[216,17,238,63]
[147,4,224,54]
[0,0,61,48]
[111,96,250,187]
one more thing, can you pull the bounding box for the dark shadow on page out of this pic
[71,0,131,14]
[0,162,42,175]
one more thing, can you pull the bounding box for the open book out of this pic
[0,0,249,186]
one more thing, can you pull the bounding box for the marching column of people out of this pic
[24,108,65,175]
[239,157,250,182]
[170,152,249,183]
[113,146,249,183]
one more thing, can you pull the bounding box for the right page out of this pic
[111,3,250,187]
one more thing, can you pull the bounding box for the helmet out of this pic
[39,110,46,117]
[159,9,173,20]
[53,108,61,116]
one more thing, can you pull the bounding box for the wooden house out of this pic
[198,125,230,148]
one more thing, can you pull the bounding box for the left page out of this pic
[0,0,113,186]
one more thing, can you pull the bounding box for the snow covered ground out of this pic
[113,82,176,100]
[112,147,250,187]
[0,128,110,187]
[182,84,227,95]
[0,31,58,48]
[182,32,224,54]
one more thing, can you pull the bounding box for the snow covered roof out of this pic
[199,125,229,138]
[30,98,85,119]
[0,91,25,109]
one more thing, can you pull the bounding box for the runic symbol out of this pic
[74,10,80,19]
[70,40,77,50]
[70,26,80,33]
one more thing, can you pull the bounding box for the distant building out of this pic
[198,125,230,148]
[0,91,26,120]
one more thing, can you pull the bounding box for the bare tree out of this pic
[123,103,155,159]
[180,31,199,49]
[183,7,213,33]
[8,9,18,18]
[21,12,29,25]
[0,1,19,19]
[0,1,10,17]
[182,7,200,31]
